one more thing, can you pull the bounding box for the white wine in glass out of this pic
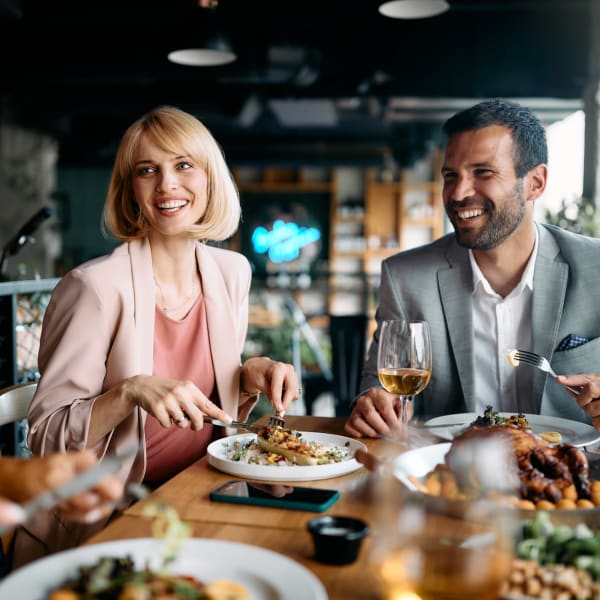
[377,319,432,423]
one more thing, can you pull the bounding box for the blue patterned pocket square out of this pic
[556,333,589,351]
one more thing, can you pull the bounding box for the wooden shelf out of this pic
[359,151,444,319]
[234,167,333,191]
[334,214,365,223]
[331,251,365,259]
[364,248,399,258]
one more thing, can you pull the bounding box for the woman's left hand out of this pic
[241,357,300,415]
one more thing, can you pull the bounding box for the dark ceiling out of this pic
[0,0,595,167]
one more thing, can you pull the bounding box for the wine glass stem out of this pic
[400,396,411,424]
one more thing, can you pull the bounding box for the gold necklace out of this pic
[154,276,199,315]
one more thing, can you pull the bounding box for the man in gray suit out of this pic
[345,98,600,438]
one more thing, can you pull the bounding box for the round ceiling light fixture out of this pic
[168,33,237,66]
[378,0,449,19]
[168,48,236,66]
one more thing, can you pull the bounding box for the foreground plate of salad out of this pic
[0,538,327,600]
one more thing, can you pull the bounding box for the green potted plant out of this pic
[543,195,600,237]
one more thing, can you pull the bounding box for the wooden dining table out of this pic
[76,411,600,600]
[84,415,404,600]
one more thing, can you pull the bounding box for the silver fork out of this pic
[510,349,580,395]
[268,414,286,429]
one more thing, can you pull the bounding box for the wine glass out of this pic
[377,319,432,427]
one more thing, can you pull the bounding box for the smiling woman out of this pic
[12,105,300,570]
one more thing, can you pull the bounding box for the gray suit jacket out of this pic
[360,224,600,424]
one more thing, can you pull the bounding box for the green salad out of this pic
[516,512,600,581]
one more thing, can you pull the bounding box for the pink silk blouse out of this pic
[144,293,219,484]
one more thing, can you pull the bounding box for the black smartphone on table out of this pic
[209,479,340,512]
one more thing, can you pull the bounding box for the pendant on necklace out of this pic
[154,277,198,315]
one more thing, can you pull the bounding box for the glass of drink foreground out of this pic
[372,438,517,600]
[377,515,512,600]
[377,320,432,426]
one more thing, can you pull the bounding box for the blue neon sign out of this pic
[251,219,321,263]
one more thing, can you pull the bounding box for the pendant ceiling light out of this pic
[168,0,236,66]
[168,32,236,66]
[378,0,449,19]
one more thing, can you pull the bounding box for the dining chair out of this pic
[0,381,36,577]
[0,382,36,428]
[329,314,368,417]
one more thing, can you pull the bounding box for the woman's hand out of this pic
[247,482,294,498]
[240,357,300,415]
[0,450,124,526]
[122,375,233,430]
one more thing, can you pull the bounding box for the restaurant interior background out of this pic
[1,0,599,434]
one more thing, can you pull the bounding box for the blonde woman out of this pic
[14,106,299,567]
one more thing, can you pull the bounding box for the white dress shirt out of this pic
[470,228,538,414]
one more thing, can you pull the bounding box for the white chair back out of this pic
[0,383,36,427]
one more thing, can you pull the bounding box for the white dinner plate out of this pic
[393,443,600,520]
[393,442,451,491]
[0,538,327,600]
[207,432,367,482]
[423,413,600,447]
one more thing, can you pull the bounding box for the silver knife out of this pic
[0,448,138,534]
[204,417,264,434]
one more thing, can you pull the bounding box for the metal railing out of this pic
[0,278,59,455]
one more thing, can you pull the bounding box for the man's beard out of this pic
[453,181,526,250]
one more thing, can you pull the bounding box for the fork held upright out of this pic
[512,349,580,395]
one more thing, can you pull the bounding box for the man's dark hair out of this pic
[442,99,547,178]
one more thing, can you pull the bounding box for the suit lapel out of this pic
[438,243,476,409]
[531,226,568,405]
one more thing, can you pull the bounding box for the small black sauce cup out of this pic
[307,516,369,565]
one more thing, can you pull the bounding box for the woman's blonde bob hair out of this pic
[103,105,240,242]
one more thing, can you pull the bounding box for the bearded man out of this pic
[346,99,600,437]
